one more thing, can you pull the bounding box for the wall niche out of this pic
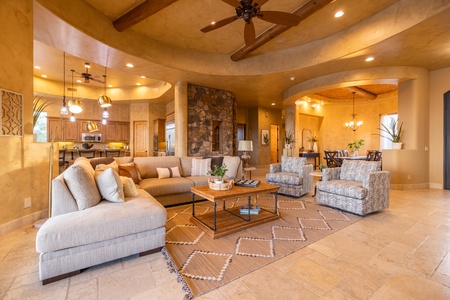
[188,84,236,156]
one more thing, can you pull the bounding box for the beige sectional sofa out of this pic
[36,157,167,284]
[134,155,243,206]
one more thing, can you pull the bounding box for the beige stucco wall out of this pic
[0,0,50,232]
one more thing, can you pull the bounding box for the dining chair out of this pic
[58,149,69,168]
[324,150,341,167]
[105,149,121,157]
[340,150,349,157]
[77,149,97,159]
[374,150,382,161]
[366,150,376,161]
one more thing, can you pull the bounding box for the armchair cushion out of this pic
[340,160,381,182]
[281,156,306,174]
[316,180,367,199]
[266,172,303,185]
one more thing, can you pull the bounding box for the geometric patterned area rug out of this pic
[162,193,361,298]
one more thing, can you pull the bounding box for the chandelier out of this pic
[345,92,363,131]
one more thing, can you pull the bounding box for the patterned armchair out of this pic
[316,160,390,216]
[266,156,313,197]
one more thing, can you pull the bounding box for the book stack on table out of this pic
[240,205,260,215]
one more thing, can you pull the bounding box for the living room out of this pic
[1,0,450,298]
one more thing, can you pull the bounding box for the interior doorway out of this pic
[133,121,148,157]
[270,125,279,163]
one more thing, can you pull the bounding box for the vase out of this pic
[392,142,402,149]
[353,150,359,157]
[313,142,318,153]
[214,178,223,184]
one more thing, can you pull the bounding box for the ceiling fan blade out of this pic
[221,0,240,8]
[201,16,238,33]
[244,20,256,46]
[254,0,269,7]
[257,11,301,27]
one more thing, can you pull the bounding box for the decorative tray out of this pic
[208,179,234,190]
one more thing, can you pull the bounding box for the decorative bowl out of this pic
[82,143,94,149]
[208,179,234,191]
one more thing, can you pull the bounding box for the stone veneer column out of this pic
[175,81,188,157]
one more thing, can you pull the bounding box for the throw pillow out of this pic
[95,160,119,173]
[156,166,181,179]
[119,162,142,184]
[64,163,101,210]
[120,176,139,197]
[222,156,241,179]
[95,168,125,203]
[191,158,211,176]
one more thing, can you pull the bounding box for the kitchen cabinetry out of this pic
[47,117,79,142]
[102,122,129,142]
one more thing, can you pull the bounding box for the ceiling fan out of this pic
[201,0,301,46]
[72,62,105,84]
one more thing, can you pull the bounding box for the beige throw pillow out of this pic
[120,176,139,197]
[95,168,125,203]
[191,158,211,176]
[118,163,142,184]
[222,156,240,179]
[64,163,101,210]
[95,160,119,173]
[156,166,181,179]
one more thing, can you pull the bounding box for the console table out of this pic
[299,152,320,169]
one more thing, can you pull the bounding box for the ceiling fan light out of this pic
[98,95,112,107]
[86,121,99,132]
[68,99,83,113]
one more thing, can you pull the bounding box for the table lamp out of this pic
[238,140,253,168]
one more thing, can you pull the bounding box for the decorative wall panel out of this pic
[1,89,23,136]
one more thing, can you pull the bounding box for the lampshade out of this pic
[68,99,83,113]
[86,121,99,132]
[98,95,112,107]
[238,140,253,152]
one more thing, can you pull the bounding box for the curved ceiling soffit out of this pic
[283,66,425,105]
[35,0,449,78]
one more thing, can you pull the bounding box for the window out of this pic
[34,112,47,142]
[379,113,398,149]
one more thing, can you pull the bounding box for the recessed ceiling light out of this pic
[34,66,40,69]
[335,11,344,18]
[76,79,82,83]
[136,83,141,86]
[141,75,146,78]
[211,21,216,25]
[108,84,112,88]
[271,103,276,106]
[365,57,374,62]
[41,75,47,78]
[126,63,134,68]
[290,76,295,81]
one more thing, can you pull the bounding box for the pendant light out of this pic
[86,121,99,132]
[68,69,83,114]
[60,52,68,115]
[345,92,363,131]
[98,66,112,107]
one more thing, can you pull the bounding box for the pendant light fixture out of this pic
[345,92,363,131]
[60,52,68,115]
[68,69,83,114]
[98,66,112,107]
[86,121,100,132]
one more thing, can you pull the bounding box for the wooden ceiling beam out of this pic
[113,0,178,32]
[347,86,377,100]
[231,0,333,61]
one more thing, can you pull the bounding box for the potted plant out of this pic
[373,119,404,149]
[347,139,365,156]
[285,129,296,149]
[308,135,319,152]
[318,163,328,171]
[207,163,228,184]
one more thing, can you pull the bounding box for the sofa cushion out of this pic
[118,162,142,184]
[340,160,381,182]
[120,176,139,197]
[134,156,181,178]
[266,172,303,185]
[114,156,133,164]
[36,190,166,253]
[316,180,368,199]
[191,158,211,176]
[186,175,211,187]
[95,168,125,203]
[139,177,194,197]
[64,162,101,210]
[222,156,240,179]
[156,166,181,179]
[180,156,194,177]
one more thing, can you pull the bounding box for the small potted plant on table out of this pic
[347,139,365,156]
[208,163,228,184]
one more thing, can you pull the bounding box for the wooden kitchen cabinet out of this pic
[102,122,129,142]
[47,118,63,141]
[47,117,79,142]
[64,120,79,141]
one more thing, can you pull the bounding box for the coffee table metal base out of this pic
[190,193,279,239]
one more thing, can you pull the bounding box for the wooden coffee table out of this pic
[190,183,280,239]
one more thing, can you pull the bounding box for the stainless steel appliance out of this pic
[166,121,175,156]
[81,133,102,142]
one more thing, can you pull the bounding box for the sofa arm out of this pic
[321,167,341,181]
[270,163,281,173]
[363,171,390,189]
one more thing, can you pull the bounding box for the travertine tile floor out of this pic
[1,166,450,299]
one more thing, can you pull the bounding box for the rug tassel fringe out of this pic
[162,247,194,300]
